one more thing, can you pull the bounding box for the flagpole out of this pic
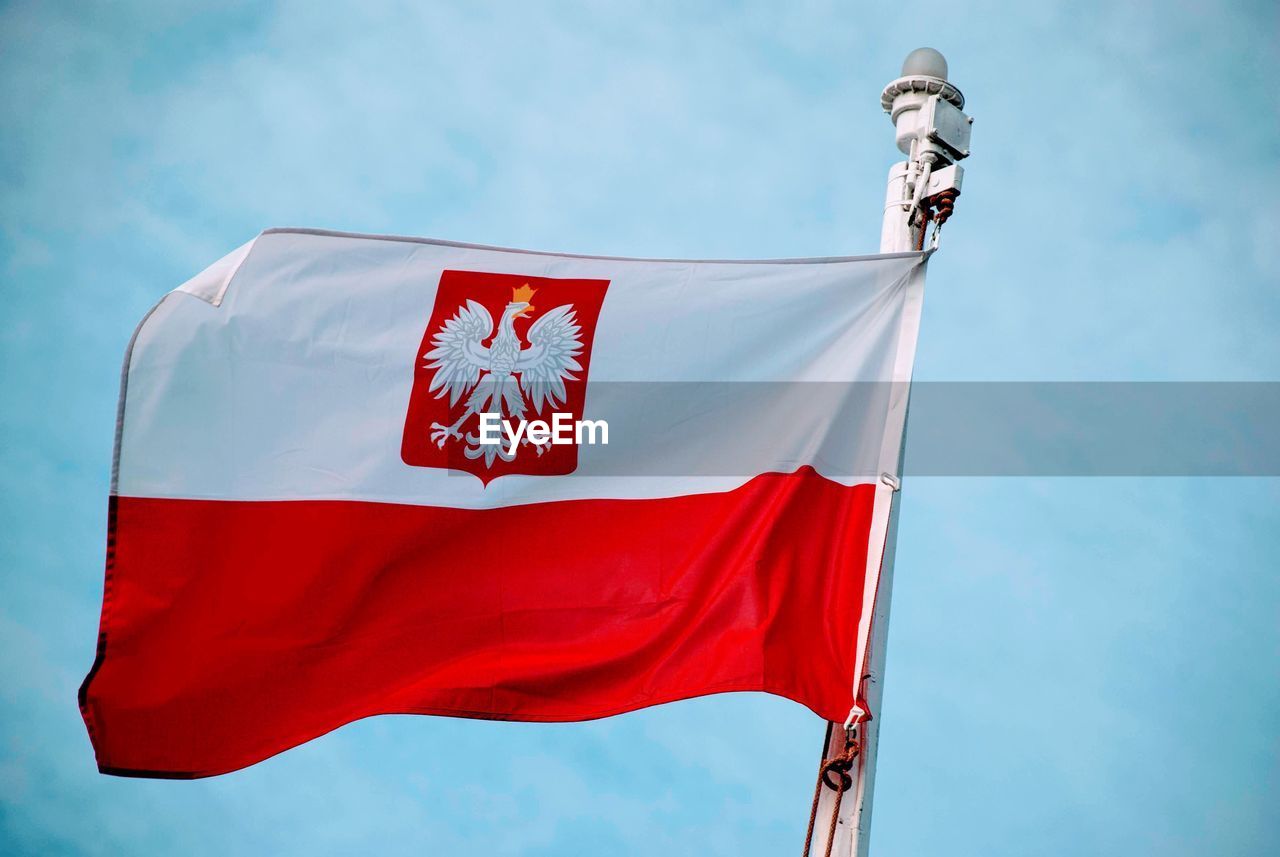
[808,47,970,857]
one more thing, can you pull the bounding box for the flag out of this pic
[79,228,928,778]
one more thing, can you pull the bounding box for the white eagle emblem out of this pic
[425,283,583,467]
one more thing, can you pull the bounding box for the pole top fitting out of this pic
[881,47,964,114]
[901,47,948,80]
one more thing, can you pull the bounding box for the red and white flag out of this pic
[79,228,928,778]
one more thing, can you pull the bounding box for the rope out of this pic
[923,187,959,249]
[801,725,862,857]
[909,186,961,250]
[915,206,930,252]
[930,188,959,226]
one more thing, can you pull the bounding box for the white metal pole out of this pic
[809,47,969,857]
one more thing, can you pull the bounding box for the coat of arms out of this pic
[402,270,610,484]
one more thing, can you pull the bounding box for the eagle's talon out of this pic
[429,422,461,448]
[521,437,551,457]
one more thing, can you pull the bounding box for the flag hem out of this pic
[93,680,856,780]
[848,255,929,720]
[261,226,930,266]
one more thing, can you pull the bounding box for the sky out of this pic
[2,1,1278,854]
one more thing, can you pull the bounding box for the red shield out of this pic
[402,269,610,485]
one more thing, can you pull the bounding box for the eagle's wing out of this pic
[424,299,493,405]
[516,304,583,413]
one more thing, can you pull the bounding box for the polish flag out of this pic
[79,229,928,778]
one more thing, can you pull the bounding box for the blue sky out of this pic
[2,1,1277,854]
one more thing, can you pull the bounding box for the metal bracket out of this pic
[925,163,964,198]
